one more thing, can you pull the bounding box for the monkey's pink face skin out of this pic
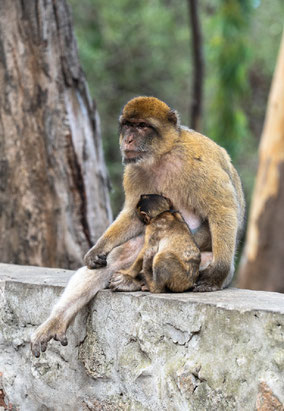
[123,150,144,162]
[119,119,158,164]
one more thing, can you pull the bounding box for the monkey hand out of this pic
[31,317,68,358]
[84,246,107,269]
[109,272,144,292]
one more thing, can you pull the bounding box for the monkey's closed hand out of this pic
[83,247,107,269]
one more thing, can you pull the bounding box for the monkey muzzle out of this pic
[124,150,140,159]
[123,150,146,164]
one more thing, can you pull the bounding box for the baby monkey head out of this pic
[136,194,174,224]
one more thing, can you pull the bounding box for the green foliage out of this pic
[68,0,283,215]
[205,0,253,160]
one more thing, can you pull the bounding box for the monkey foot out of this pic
[31,317,68,358]
[109,273,143,292]
[141,284,149,291]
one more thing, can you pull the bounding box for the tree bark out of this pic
[238,32,284,292]
[187,0,204,131]
[0,1,112,269]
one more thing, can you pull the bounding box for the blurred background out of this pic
[68,0,283,215]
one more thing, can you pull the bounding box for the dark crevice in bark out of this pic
[188,0,204,131]
[52,0,60,33]
[0,36,7,69]
[65,133,92,247]
[35,0,41,42]
[19,0,26,18]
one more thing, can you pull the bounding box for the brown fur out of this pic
[110,194,201,293]
[121,96,179,125]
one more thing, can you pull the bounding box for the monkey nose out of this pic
[125,136,134,144]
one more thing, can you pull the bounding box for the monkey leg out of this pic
[193,221,212,252]
[148,253,169,293]
[109,273,145,292]
[193,213,237,292]
[31,236,145,357]
[31,266,112,357]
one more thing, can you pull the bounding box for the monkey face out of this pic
[119,97,180,165]
[136,194,173,223]
[119,119,159,164]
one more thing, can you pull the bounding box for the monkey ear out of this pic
[119,115,123,123]
[167,110,180,128]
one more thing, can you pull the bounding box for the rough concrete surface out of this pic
[0,263,284,411]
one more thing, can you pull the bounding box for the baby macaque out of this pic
[110,194,209,293]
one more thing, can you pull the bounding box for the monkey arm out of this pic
[193,209,238,292]
[84,209,144,269]
[109,242,148,291]
[109,249,145,290]
[120,248,145,278]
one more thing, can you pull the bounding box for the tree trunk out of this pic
[187,0,204,131]
[0,1,112,269]
[238,32,284,292]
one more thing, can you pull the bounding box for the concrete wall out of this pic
[0,263,284,411]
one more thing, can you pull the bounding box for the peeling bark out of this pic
[238,33,284,292]
[0,0,112,269]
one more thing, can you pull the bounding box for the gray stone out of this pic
[0,263,284,410]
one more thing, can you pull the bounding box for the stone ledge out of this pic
[0,263,284,410]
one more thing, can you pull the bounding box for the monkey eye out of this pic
[120,120,150,129]
[137,122,148,128]
[123,121,131,127]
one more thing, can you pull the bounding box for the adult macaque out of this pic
[31,96,244,356]
[110,194,211,293]
[85,96,245,291]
